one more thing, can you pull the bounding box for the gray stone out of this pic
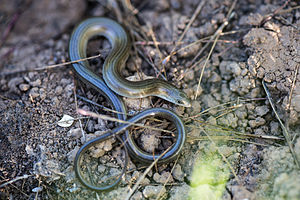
[172,164,184,181]
[29,87,40,98]
[19,83,30,91]
[255,105,269,116]
[249,117,266,128]
[169,183,190,200]
[143,185,166,199]
[153,171,174,183]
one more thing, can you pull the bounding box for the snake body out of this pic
[69,17,191,107]
[69,17,188,191]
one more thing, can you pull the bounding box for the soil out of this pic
[1,0,300,200]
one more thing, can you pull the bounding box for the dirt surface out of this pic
[1,0,300,199]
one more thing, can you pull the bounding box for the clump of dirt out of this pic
[243,18,300,125]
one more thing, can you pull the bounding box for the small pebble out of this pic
[87,120,95,133]
[184,70,195,82]
[235,110,247,120]
[51,96,59,106]
[172,164,184,181]
[190,100,201,115]
[227,61,241,76]
[8,77,24,93]
[255,105,269,116]
[270,121,280,135]
[55,86,63,95]
[192,84,203,97]
[67,128,82,139]
[250,87,261,98]
[143,185,166,199]
[153,171,174,183]
[292,95,300,112]
[29,87,40,98]
[19,83,30,91]
[169,183,190,200]
[131,191,143,200]
[67,146,80,163]
[39,88,47,100]
[170,0,181,9]
[32,186,43,193]
[208,71,221,82]
[141,131,160,153]
[30,79,42,87]
[249,117,266,128]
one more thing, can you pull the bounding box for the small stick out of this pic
[77,108,173,134]
[0,54,101,77]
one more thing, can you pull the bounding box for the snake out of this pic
[69,17,188,191]
[69,17,191,107]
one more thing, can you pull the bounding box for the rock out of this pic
[291,95,300,112]
[169,183,190,200]
[8,77,24,93]
[219,61,241,80]
[39,88,47,100]
[19,83,30,91]
[67,146,80,163]
[192,84,203,98]
[153,171,174,183]
[131,191,143,200]
[184,70,195,82]
[190,100,201,115]
[67,128,82,139]
[172,164,184,181]
[249,117,266,128]
[143,185,166,199]
[55,86,63,95]
[231,185,255,200]
[208,71,221,82]
[270,121,280,135]
[255,105,269,116]
[140,131,160,153]
[29,87,40,98]
[201,94,219,114]
[30,79,41,87]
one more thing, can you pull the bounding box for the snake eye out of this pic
[175,100,183,105]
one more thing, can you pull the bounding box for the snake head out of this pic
[158,86,192,107]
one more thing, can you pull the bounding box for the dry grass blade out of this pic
[124,145,173,200]
[155,157,179,200]
[162,0,206,64]
[0,54,101,77]
[76,94,129,116]
[194,0,237,100]
[0,174,33,188]
[187,122,283,141]
[188,136,270,147]
[262,80,300,169]
[147,22,165,77]
[77,108,173,134]
[73,81,86,141]
[287,64,299,110]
